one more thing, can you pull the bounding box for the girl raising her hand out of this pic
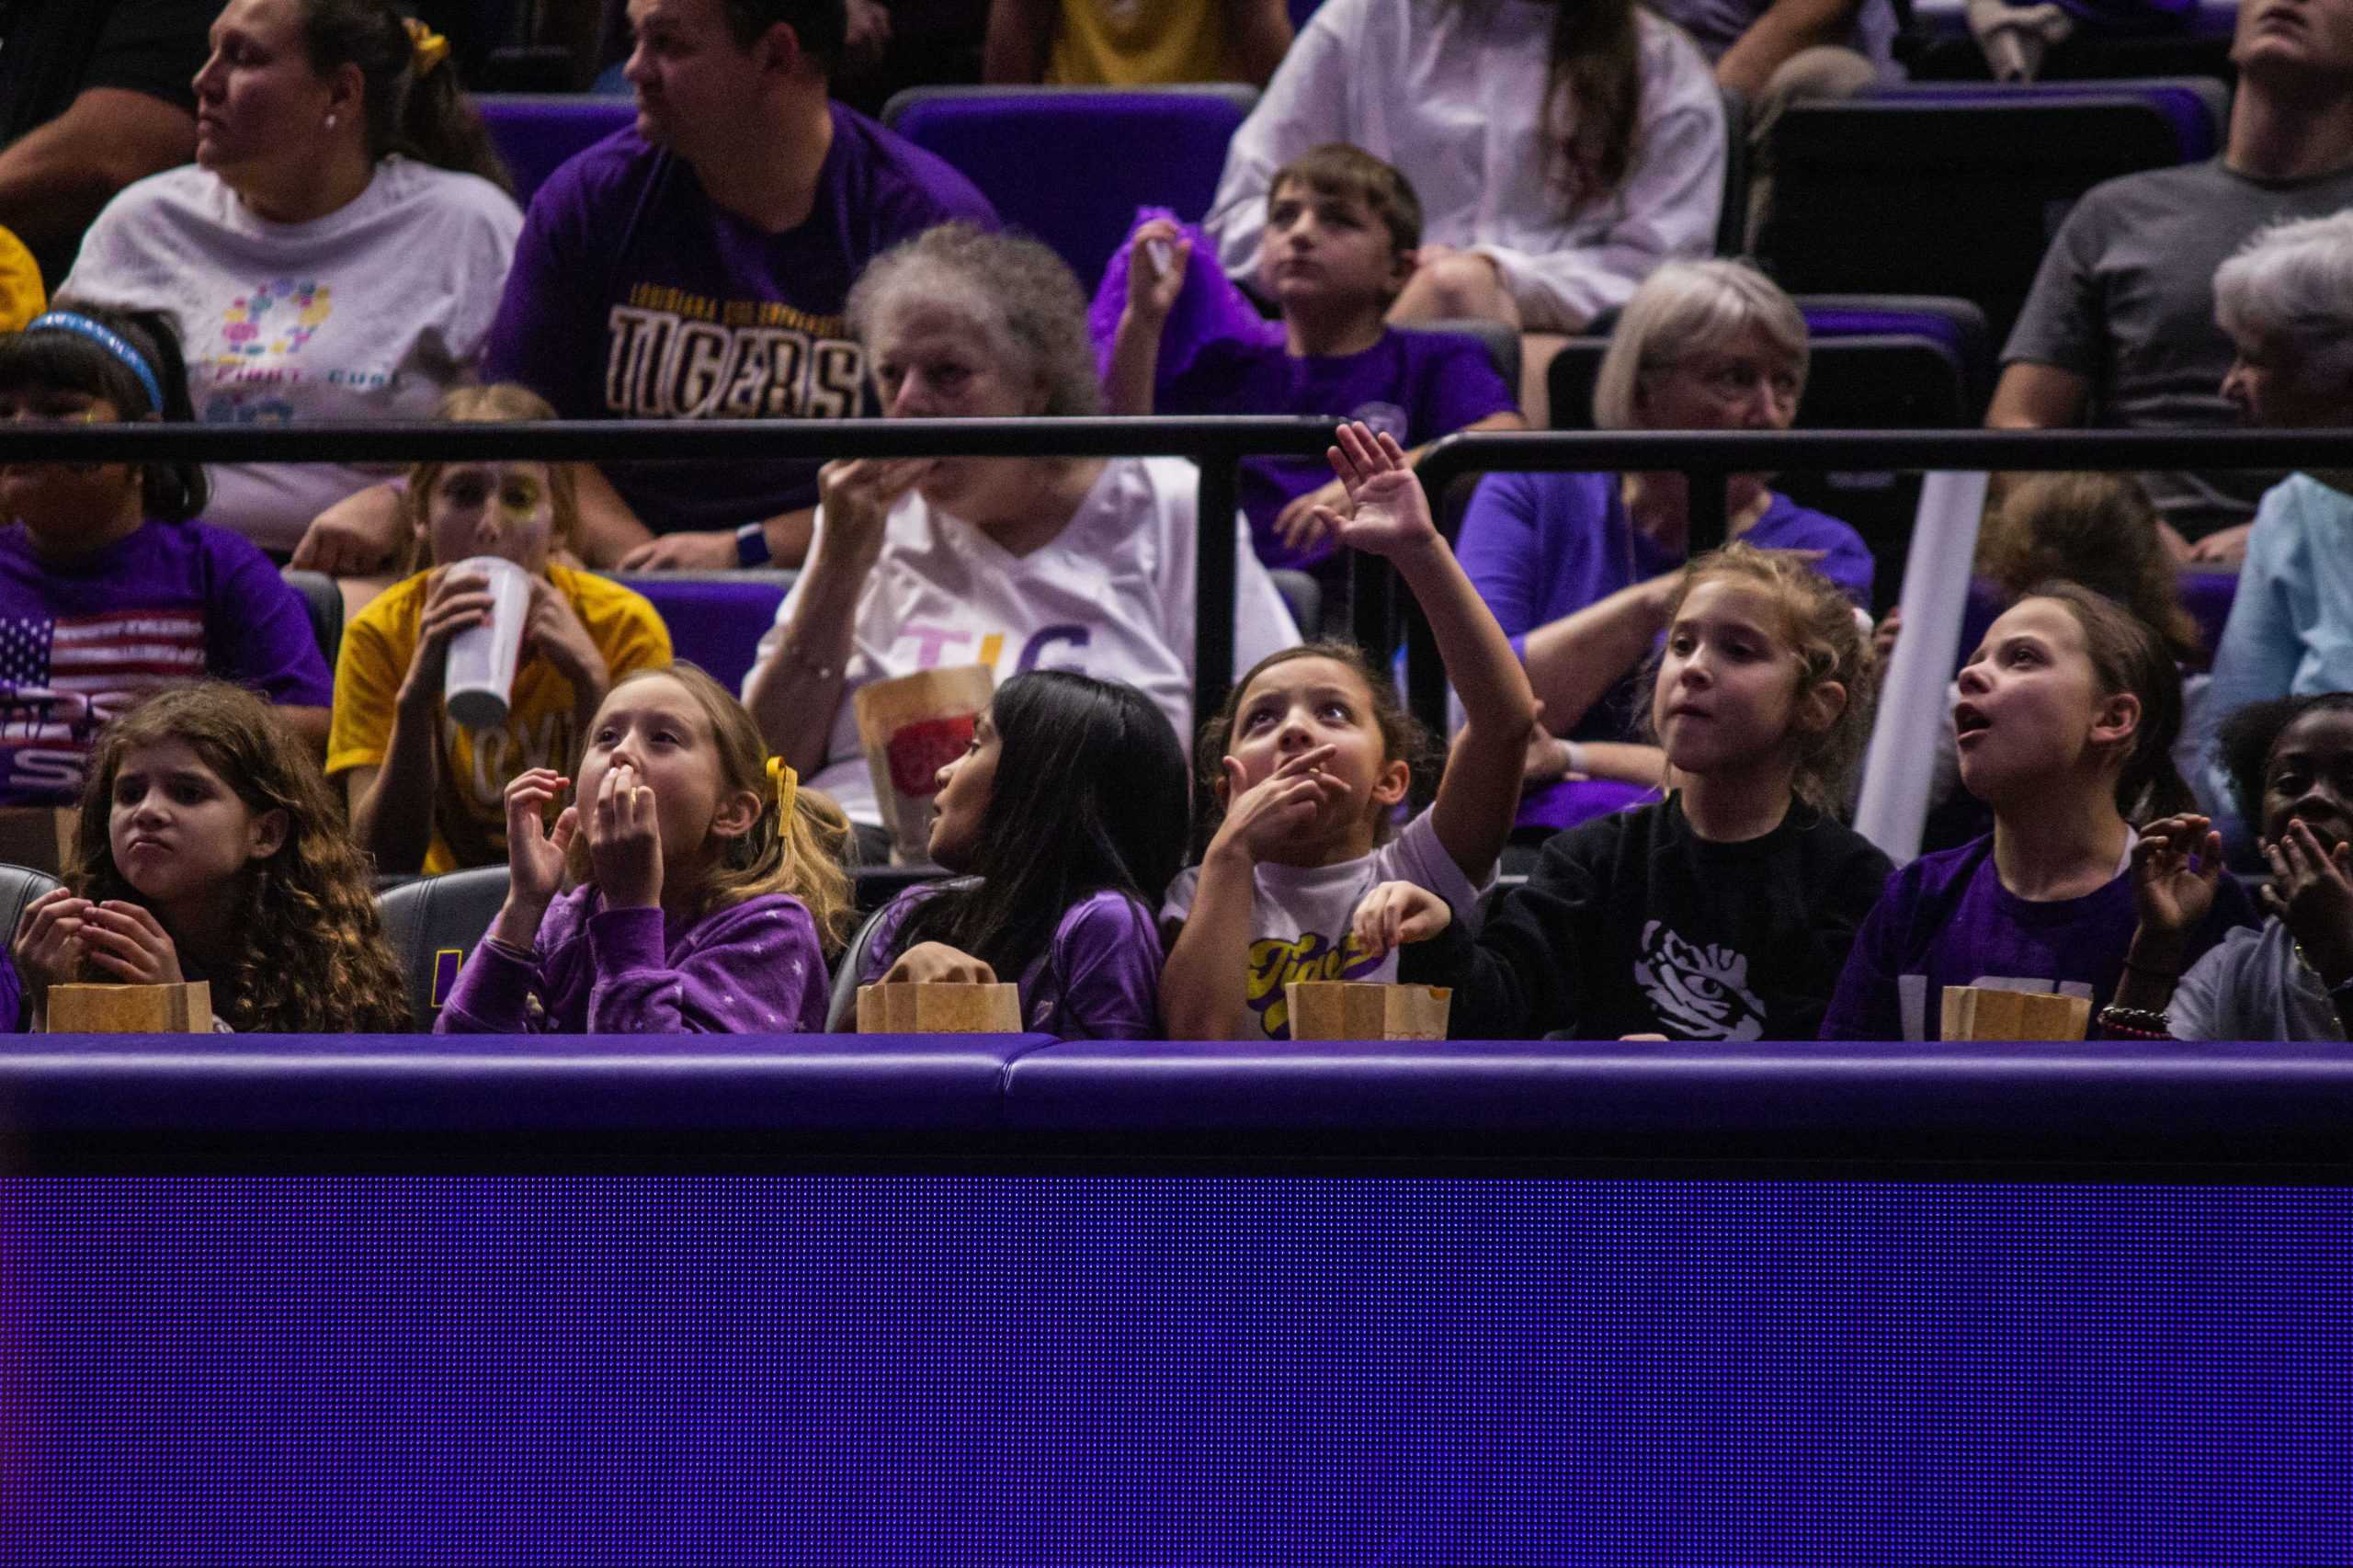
[437,664,853,1035]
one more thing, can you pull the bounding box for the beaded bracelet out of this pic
[2097,1003,2173,1040]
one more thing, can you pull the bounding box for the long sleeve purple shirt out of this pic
[436,887,827,1035]
[859,885,1165,1039]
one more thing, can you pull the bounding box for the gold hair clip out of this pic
[403,17,452,75]
[766,755,799,824]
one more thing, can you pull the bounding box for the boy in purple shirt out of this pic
[1105,142,1521,573]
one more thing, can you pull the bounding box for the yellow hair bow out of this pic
[403,17,452,75]
[766,756,799,824]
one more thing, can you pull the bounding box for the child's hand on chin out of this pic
[591,762,664,910]
[881,942,998,985]
[1349,881,1452,961]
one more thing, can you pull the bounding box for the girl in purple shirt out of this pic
[438,664,853,1035]
[854,670,1189,1039]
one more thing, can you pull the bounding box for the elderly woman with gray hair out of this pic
[2200,211,2353,827]
[744,222,1299,846]
[1452,257,1873,833]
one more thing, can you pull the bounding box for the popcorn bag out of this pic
[853,665,995,865]
[1285,982,1453,1041]
[856,982,1024,1034]
[1938,984,2092,1042]
[46,981,212,1034]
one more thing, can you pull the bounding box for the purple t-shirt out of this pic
[861,882,1165,1039]
[1161,328,1518,570]
[479,105,998,537]
[1819,834,2257,1040]
[0,518,332,806]
[437,885,828,1035]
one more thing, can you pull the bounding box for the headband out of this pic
[766,756,799,824]
[23,312,163,414]
[403,17,451,75]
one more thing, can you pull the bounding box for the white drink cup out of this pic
[442,555,531,731]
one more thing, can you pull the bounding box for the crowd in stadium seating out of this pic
[0,0,2347,1045]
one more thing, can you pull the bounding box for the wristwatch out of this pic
[735,520,772,567]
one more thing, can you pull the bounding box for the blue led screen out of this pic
[3,1177,2348,1565]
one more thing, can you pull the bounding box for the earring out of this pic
[324,112,338,130]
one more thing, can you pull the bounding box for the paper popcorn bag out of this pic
[1938,985,2092,1042]
[1285,982,1453,1041]
[857,982,1024,1034]
[852,665,995,864]
[46,981,212,1034]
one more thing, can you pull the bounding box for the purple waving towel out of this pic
[1088,208,1282,399]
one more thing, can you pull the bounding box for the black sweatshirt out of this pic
[1404,794,1894,1040]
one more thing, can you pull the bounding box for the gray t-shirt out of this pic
[1647,0,1898,78]
[2002,157,2353,532]
[2168,917,2346,1042]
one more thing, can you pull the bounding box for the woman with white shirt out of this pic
[61,0,520,563]
[744,222,1300,851]
[1203,0,1725,334]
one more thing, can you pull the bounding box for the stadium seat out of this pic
[1717,86,1751,258]
[477,94,635,205]
[282,569,344,673]
[0,863,60,949]
[605,571,796,695]
[1269,569,1322,640]
[1753,78,2229,344]
[377,867,511,1029]
[2177,567,2237,659]
[881,85,1258,289]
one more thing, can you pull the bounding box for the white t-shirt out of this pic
[63,158,522,552]
[1160,805,1490,1040]
[1205,0,1723,331]
[755,455,1300,825]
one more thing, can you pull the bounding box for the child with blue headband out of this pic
[0,303,331,803]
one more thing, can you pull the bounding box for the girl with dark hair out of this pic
[849,670,1191,1038]
[59,0,521,562]
[1202,0,1724,333]
[7,683,409,1033]
[2101,693,2353,1041]
[1823,585,2257,1040]
[0,304,333,805]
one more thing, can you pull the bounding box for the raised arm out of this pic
[1519,571,1682,735]
[1106,218,1189,416]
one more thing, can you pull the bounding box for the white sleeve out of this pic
[1234,530,1303,669]
[1155,467,1302,683]
[2164,937,2234,1041]
[1202,0,1362,279]
[442,183,526,367]
[1476,26,1724,329]
[57,180,177,307]
[745,502,826,696]
[1159,864,1201,926]
[1376,805,1492,930]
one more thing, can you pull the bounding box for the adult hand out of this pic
[2130,813,2222,936]
[814,458,932,567]
[2265,820,2353,985]
[502,767,577,913]
[618,529,740,573]
[1522,730,1586,786]
[1211,745,1348,863]
[2185,522,2254,567]
[1273,476,1349,556]
[591,761,664,910]
[76,903,186,985]
[11,887,90,996]
[400,566,494,702]
[522,576,608,702]
[292,483,408,574]
[880,942,999,985]
[1317,421,1435,559]
[1347,880,1453,961]
[1123,216,1190,321]
[843,0,892,70]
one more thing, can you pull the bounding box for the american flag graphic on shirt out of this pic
[0,608,205,791]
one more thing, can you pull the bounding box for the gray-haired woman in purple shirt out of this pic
[438,663,856,1034]
[851,670,1190,1039]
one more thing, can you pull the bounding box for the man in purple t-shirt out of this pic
[486,0,998,573]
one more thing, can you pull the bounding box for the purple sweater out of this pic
[436,886,827,1035]
[859,884,1165,1039]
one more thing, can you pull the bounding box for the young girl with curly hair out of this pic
[8,683,409,1032]
[438,664,852,1034]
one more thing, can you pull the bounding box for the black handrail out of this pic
[8,415,1337,725]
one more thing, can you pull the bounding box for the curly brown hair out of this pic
[69,684,411,1033]
[1978,473,2203,665]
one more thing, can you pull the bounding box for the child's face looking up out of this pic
[1953,597,2133,805]
[1256,180,1407,317]
[108,738,286,913]
[422,460,558,573]
[1225,654,1407,846]
[927,705,1001,871]
[2259,707,2353,851]
[0,388,140,547]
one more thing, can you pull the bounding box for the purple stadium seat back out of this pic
[608,574,792,695]
[883,86,1256,290]
[478,94,637,206]
[2177,568,2238,659]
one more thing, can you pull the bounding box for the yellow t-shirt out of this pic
[1047,0,1234,85]
[327,564,673,874]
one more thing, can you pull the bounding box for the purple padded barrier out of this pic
[477,94,634,206]
[882,87,1254,290]
[606,573,790,694]
[1001,1037,2353,1165]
